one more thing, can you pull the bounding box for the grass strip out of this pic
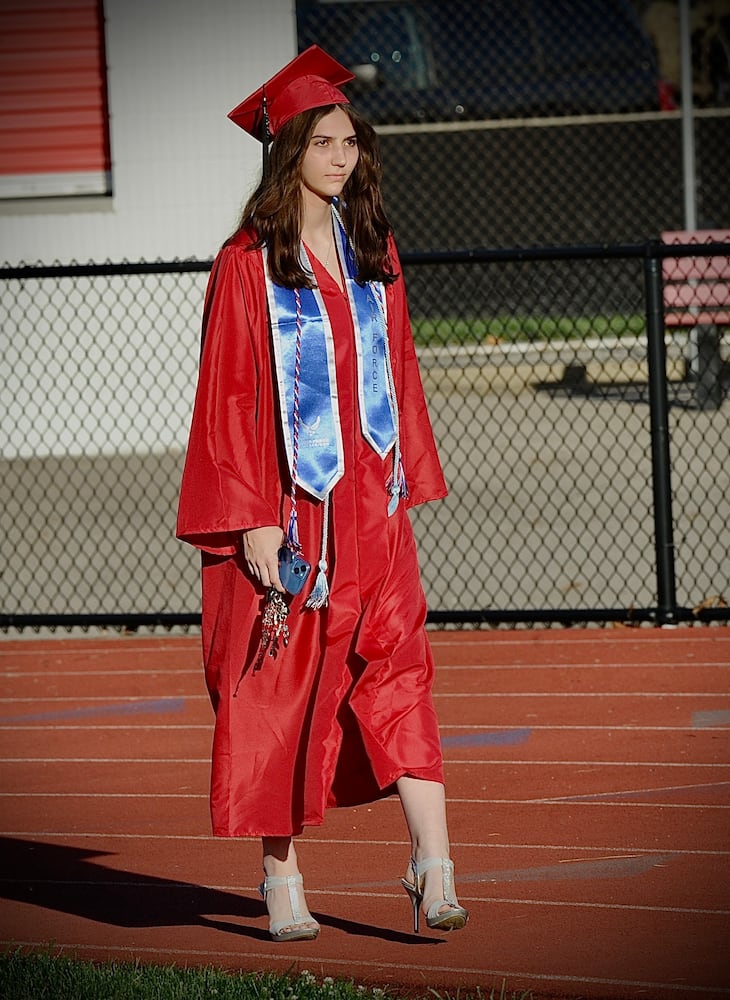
[0,948,533,1000]
[411,313,646,346]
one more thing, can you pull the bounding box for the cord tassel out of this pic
[386,453,408,515]
[305,558,330,610]
[304,494,330,609]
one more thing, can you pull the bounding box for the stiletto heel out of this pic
[400,857,468,932]
[259,872,320,942]
[400,871,422,933]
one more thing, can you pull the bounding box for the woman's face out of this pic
[300,106,359,203]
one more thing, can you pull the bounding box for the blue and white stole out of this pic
[263,206,406,606]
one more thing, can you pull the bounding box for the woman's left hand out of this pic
[242,525,285,591]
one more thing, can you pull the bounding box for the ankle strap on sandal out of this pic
[260,872,309,933]
[409,857,457,904]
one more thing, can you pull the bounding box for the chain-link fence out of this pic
[3,0,729,628]
[2,242,728,629]
[1,263,205,628]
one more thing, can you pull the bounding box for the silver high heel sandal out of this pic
[400,857,469,933]
[259,872,320,942]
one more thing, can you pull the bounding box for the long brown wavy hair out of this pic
[229,103,396,288]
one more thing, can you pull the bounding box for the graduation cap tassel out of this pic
[261,88,271,177]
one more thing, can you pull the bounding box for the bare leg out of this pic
[261,836,319,936]
[396,776,464,919]
[262,835,296,871]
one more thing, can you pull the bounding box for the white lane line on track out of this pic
[456,728,730,737]
[4,661,730,675]
[456,757,726,765]
[447,797,730,809]
[536,779,730,800]
[0,669,201,677]
[6,723,727,733]
[0,696,208,703]
[2,636,726,654]
[0,877,726,917]
[2,633,722,647]
[432,661,730,670]
[1,757,726,767]
[434,691,730,697]
[1,724,728,733]
[3,797,728,814]
[0,644,197,655]
[3,758,728,774]
[0,792,208,798]
[3,831,728,855]
[0,757,211,763]
[2,691,727,703]
[3,941,727,995]
[5,694,708,707]
[427,633,730,645]
[0,722,213,733]
[5,779,728,801]
[12,691,730,705]
[0,752,730,770]
[1,631,721,646]
[442,723,728,734]
[3,723,728,735]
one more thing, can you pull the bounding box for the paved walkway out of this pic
[0,627,728,998]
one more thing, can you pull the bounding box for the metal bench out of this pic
[661,229,730,409]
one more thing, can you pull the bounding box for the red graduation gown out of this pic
[176,229,448,837]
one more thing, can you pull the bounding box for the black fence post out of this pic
[644,244,679,626]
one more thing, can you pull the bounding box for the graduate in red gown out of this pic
[177,46,468,941]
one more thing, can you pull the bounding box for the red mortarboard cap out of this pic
[228,45,355,141]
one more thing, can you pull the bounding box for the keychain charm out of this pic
[254,588,290,671]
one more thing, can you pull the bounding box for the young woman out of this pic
[177,45,468,942]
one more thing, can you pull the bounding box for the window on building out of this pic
[0,0,111,199]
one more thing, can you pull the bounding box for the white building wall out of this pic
[0,0,296,265]
[1,0,296,459]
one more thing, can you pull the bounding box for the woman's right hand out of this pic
[242,525,285,592]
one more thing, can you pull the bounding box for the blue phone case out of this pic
[278,546,311,595]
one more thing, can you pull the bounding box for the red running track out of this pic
[0,627,728,999]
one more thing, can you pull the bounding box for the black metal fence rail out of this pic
[1,241,728,630]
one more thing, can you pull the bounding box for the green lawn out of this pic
[0,949,533,1000]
